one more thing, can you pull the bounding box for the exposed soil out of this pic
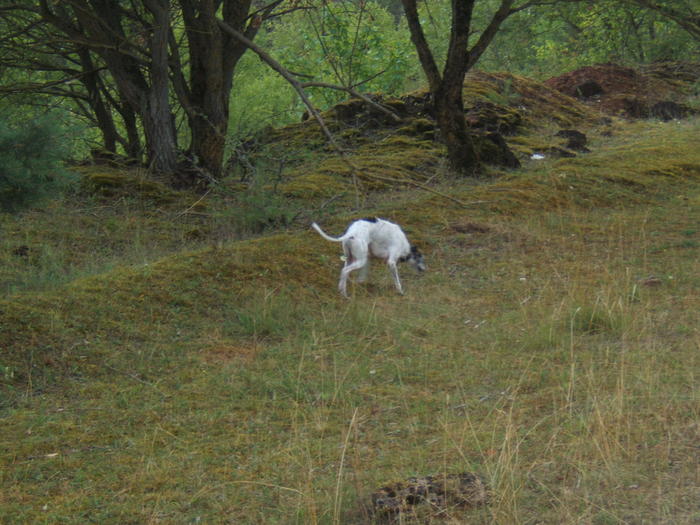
[545,62,700,119]
[371,472,488,521]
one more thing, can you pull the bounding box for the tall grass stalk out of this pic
[333,408,358,525]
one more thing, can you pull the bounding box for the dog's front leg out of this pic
[387,261,404,295]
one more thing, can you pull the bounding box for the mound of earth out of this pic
[545,62,700,119]
[227,70,604,203]
[228,63,697,201]
[371,472,488,520]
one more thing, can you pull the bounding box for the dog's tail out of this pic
[311,222,343,242]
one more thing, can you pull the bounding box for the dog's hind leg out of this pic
[339,259,367,297]
[338,238,368,297]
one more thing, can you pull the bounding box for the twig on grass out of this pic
[102,364,168,397]
[174,188,212,219]
[360,171,492,208]
[230,480,305,496]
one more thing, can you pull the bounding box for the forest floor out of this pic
[1,63,699,524]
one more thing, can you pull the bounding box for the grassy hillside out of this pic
[1,71,699,523]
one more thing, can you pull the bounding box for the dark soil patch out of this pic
[545,62,700,119]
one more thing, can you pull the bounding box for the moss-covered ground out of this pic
[1,74,699,523]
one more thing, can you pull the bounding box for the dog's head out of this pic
[405,245,426,272]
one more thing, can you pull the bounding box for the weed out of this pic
[222,288,310,342]
[569,300,626,336]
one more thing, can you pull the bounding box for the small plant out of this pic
[0,115,76,213]
[232,184,296,234]
[486,77,521,106]
[213,148,299,237]
[1,363,14,382]
[223,289,306,341]
[569,299,626,336]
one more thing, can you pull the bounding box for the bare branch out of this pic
[468,0,516,69]
[401,0,442,92]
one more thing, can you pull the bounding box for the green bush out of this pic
[0,116,76,213]
[212,183,296,237]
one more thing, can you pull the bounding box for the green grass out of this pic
[1,116,699,523]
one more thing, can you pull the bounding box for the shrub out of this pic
[0,116,76,213]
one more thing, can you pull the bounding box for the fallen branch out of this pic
[360,172,488,208]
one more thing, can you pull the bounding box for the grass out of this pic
[1,114,699,523]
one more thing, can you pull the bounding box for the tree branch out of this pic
[216,18,342,154]
[400,0,442,92]
[299,81,401,122]
[468,0,516,69]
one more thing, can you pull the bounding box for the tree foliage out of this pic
[275,3,411,103]
[538,1,699,73]
[624,0,700,42]
[0,116,76,213]
[0,0,280,185]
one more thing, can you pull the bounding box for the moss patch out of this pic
[279,173,350,198]
[233,70,605,201]
[78,167,196,208]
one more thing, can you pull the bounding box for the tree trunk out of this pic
[435,84,478,175]
[184,2,228,179]
[189,114,226,178]
[143,0,178,173]
[178,0,256,182]
[118,103,142,162]
[402,0,478,175]
[89,93,119,155]
[76,48,119,154]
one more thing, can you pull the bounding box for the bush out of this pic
[0,116,76,213]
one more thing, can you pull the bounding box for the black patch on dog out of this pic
[400,245,426,272]
[362,217,378,223]
[400,245,421,263]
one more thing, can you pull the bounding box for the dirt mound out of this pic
[371,472,488,520]
[545,62,699,119]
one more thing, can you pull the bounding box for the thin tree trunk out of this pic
[143,0,178,173]
[76,48,120,154]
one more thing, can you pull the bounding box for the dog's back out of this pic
[364,219,411,260]
[313,218,380,244]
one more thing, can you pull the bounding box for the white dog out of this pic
[312,218,426,297]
